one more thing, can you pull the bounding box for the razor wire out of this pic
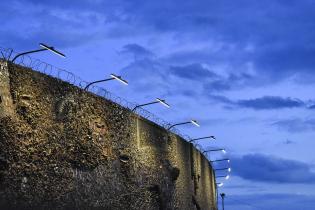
[0,47,14,61]
[1,47,229,188]
[0,47,203,145]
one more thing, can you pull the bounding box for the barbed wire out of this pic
[0,47,230,200]
[0,47,204,146]
[0,47,225,185]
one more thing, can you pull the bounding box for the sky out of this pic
[1,0,315,209]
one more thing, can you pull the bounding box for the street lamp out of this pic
[220,193,226,210]
[203,148,226,154]
[189,136,215,143]
[210,158,230,163]
[12,43,66,62]
[132,98,170,111]
[84,74,128,90]
[167,119,200,130]
[216,183,224,187]
[215,167,231,172]
[216,175,230,180]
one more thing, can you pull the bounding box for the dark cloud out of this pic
[236,96,305,110]
[283,139,295,145]
[208,95,308,110]
[208,94,233,104]
[203,73,254,92]
[232,153,315,183]
[169,63,217,80]
[120,44,154,60]
[272,118,315,133]
[309,105,315,109]
[119,0,315,81]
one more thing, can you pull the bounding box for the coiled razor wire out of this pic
[0,47,207,153]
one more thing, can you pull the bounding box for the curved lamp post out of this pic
[216,175,230,180]
[132,98,170,111]
[216,182,224,187]
[84,74,128,90]
[210,158,230,163]
[189,136,215,143]
[167,119,200,130]
[220,193,226,210]
[203,148,226,154]
[12,43,66,62]
[214,167,231,172]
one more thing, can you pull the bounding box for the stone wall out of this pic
[0,61,217,210]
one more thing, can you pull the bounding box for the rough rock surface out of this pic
[0,62,217,210]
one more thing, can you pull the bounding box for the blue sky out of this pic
[1,0,315,209]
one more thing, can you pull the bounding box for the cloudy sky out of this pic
[1,0,315,209]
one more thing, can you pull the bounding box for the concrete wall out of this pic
[0,61,217,210]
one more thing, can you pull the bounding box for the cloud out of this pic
[208,95,308,110]
[309,105,315,109]
[169,63,217,80]
[2,0,315,83]
[236,96,305,110]
[120,44,154,60]
[283,139,295,145]
[0,0,110,49]
[223,194,315,210]
[231,153,315,183]
[272,118,315,133]
[114,0,315,82]
[203,73,254,92]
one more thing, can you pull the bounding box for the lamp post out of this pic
[216,182,224,187]
[12,43,66,62]
[214,167,231,172]
[84,74,128,90]
[189,136,215,143]
[216,175,230,180]
[220,193,225,210]
[210,158,230,163]
[132,98,170,111]
[203,148,226,154]
[167,119,200,130]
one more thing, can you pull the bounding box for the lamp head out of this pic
[39,43,66,58]
[191,119,200,127]
[110,74,128,85]
[217,183,224,187]
[156,98,170,108]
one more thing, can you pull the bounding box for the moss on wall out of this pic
[0,62,217,210]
